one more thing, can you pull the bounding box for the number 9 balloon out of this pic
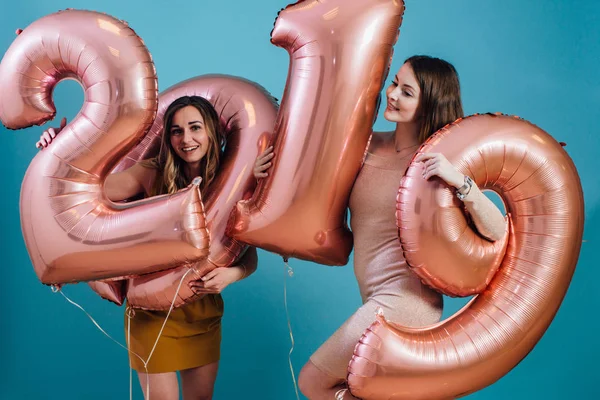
[348,114,584,399]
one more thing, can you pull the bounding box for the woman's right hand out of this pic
[36,117,67,149]
[253,145,274,179]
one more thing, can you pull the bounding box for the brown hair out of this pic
[144,96,225,196]
[405,55,464,143]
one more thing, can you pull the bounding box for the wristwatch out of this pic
[456,175,474,200]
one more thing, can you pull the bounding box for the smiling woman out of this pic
[36,94,259,400]
[144,96,226,197]
[252,55,508,399]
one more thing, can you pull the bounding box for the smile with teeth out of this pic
[182,145,199,152]
[386,102,399,111]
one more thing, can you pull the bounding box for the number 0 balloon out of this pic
[109,75,278,310]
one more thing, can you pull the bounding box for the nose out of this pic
[388,87,400,102]
[182,128,194,143]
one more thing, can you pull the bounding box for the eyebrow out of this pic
[171,121,203,129]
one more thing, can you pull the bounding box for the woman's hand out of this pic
[189,267,244,294]
[36,117,67,149]
[415,152,464,188]
[253,146,274,179]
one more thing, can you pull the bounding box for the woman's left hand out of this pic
[189,267,244,294]
[415,152,464,189]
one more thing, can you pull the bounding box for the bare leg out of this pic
[298,360,359,400]
[137,371,179,400]
[180,361,220,400]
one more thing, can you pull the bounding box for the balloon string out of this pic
[54,267,192,400]
[53,287,149,400]
[129,320,132,400]
[126,311,135,400]
[127,267,194,400]
[142,268,194,367]
[125,306,152,400]
[283,258,300,400]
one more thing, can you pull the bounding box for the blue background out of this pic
[1,0,598,399]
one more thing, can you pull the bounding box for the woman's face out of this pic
[384,62,421,124]
[169,105,210,165]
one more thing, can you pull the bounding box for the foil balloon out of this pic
[0,10,210,285]
[88,280,127,305]
[98,75,278,310]
[397,123,510,297]
[348,114,584,399]
[229,0,405,265]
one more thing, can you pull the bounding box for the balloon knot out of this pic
[126,306,136,318]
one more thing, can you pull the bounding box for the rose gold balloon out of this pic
[397,119,510,297]
[103,75,277,310]
[348,114,585,399]
[0,10,210,285]
[229,0,405,265]
[88,280,126,306]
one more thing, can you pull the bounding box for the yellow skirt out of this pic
[125,294,224,373]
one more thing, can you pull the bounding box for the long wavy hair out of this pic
[405,55,464,143]
[144,96,225,196]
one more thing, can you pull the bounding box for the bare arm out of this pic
[417,152,505,241]
[104,163,157,202]
[235,247,258,280]
[35,118,157,202]
[460,183,506,241]
[188,247,259,294]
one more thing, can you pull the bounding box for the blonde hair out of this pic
[142,96,225,196]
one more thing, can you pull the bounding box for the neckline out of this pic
[363,150,415,170]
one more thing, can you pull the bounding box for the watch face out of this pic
[456,177,473,200]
